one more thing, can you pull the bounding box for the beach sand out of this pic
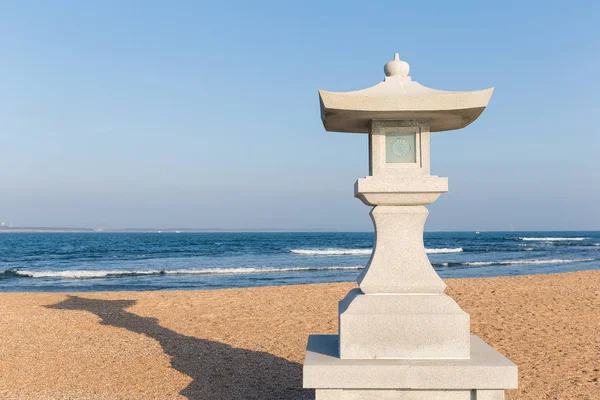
[0,270,598,399]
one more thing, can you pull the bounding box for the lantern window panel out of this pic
[385,132,417,164]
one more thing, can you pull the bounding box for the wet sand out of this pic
[0,270,598,399]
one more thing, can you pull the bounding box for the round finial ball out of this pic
[384,53,410,77]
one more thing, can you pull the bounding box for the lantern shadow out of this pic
[47,296,313,400]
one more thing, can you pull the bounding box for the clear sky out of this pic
[1,1,599,231]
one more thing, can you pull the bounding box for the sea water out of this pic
[0,231,599,292]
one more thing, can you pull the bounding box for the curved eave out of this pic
[319,87,494,133]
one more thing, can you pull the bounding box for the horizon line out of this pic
[1,227,599,234]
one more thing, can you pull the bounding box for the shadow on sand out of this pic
[47,296,313,400]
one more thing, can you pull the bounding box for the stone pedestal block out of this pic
[316,389,505,399]
[339,289,470,359]
[304,335,517,399]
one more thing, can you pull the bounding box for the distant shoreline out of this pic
[0,228,366,233]
[1,228,599,233]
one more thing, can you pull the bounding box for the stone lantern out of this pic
[303,54,517,399]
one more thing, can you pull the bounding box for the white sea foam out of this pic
[519,237,588,241]
[14,270,160,279]
[290,248,463,255]
[8,256,595,279]
[12,266,365,279]
[463,258,594,267]
[290,249,372,255]
[426,248,463,254]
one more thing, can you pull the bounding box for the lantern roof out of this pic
[319,53,494,133]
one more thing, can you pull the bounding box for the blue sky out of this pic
[1,1,599,231]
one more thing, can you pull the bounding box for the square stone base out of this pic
[316,389,504,399]
[339,290,470,359]
[304,335,517,398]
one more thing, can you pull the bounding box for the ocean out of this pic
[0,231,599,292]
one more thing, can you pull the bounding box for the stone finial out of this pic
[384,53,410,78]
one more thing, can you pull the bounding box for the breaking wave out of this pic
[2,257,596,280]
[426,248,464,254]
[518,237,588,241]
[435,258,595,267]
[290,248,463,255]
[290,249,372,255]
[1,266,364,280]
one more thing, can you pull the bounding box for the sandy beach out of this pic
[0,270,598,399]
